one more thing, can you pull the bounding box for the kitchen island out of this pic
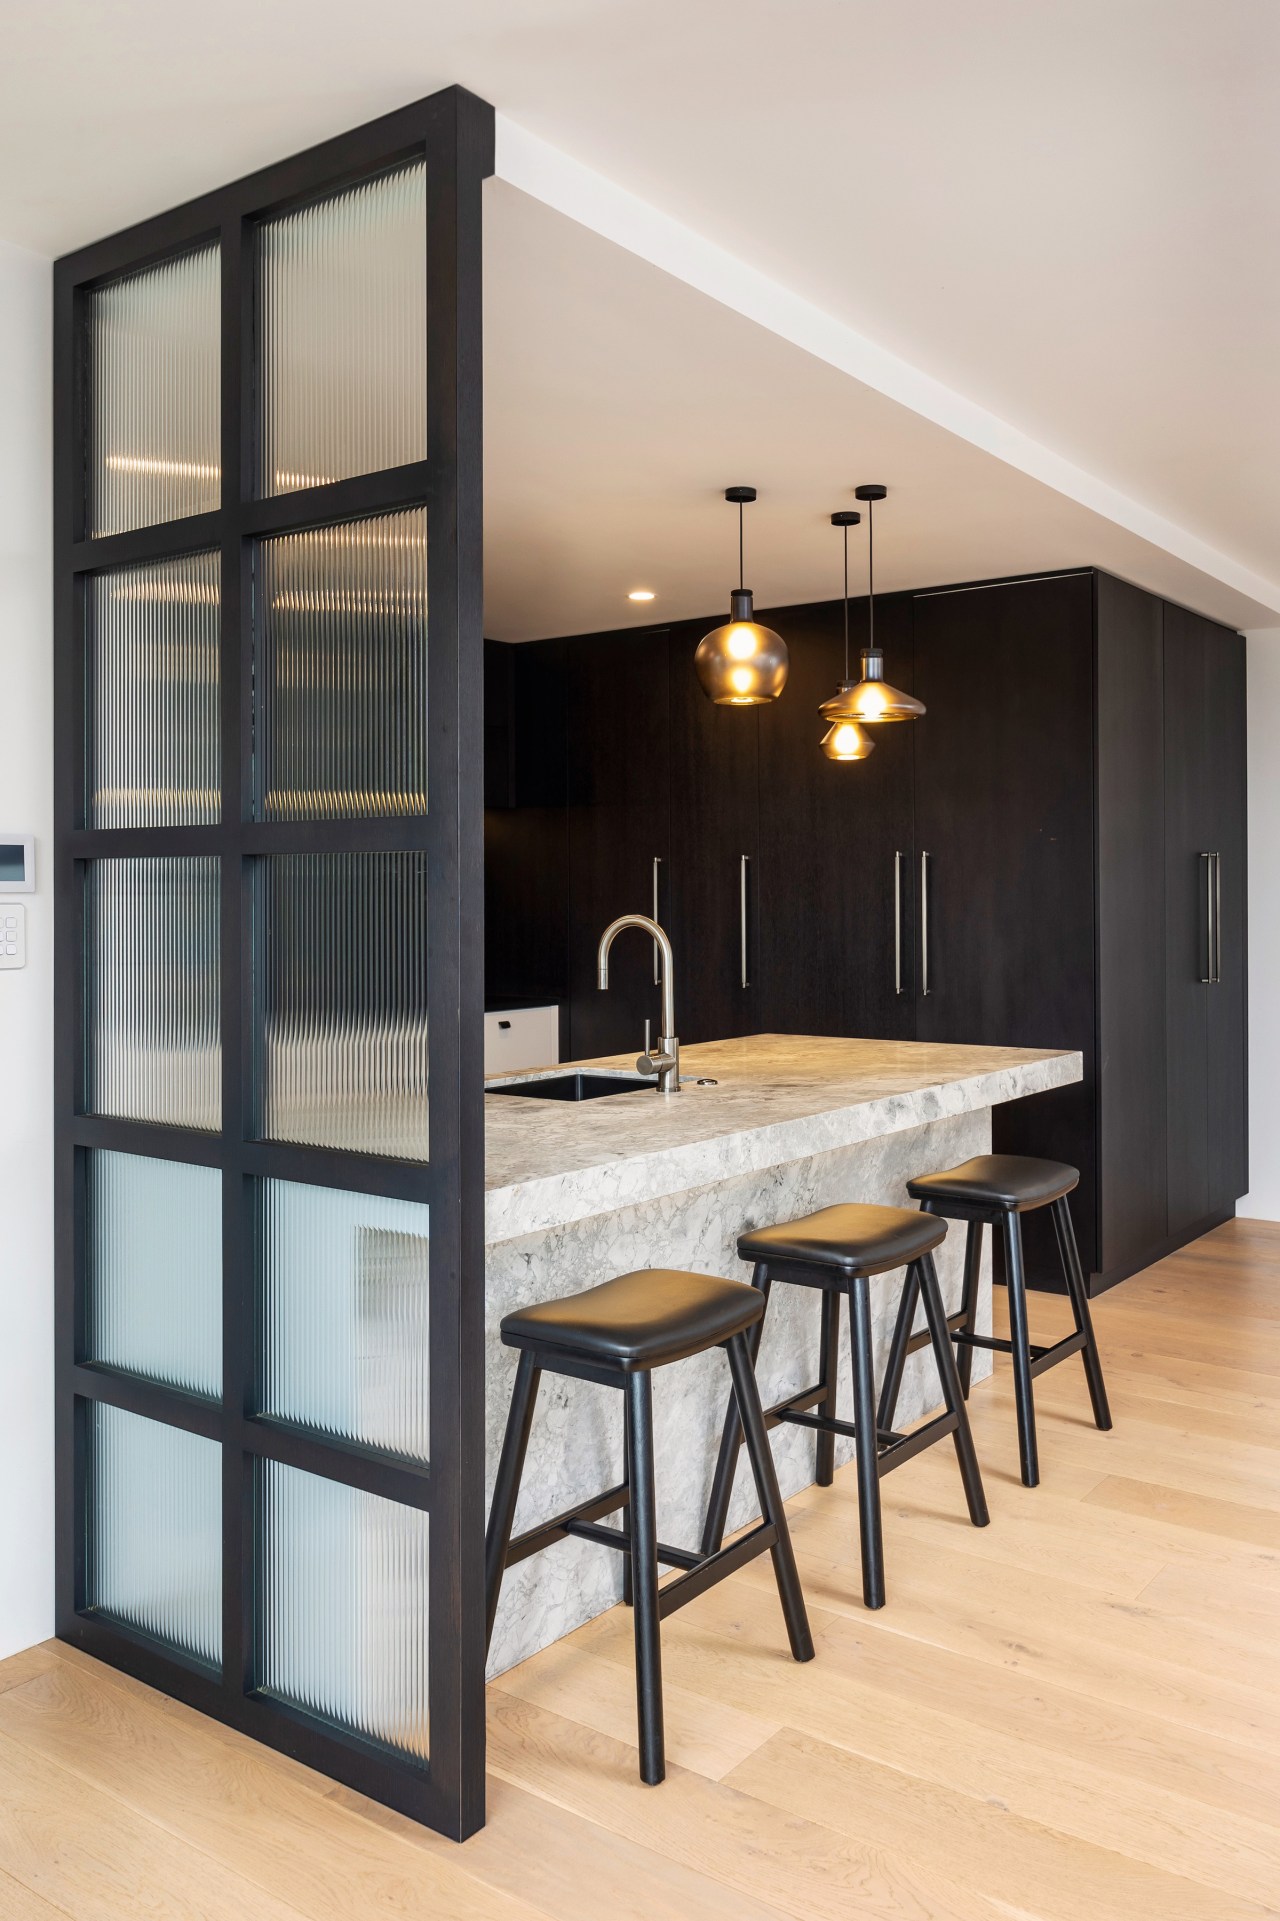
[484,1033,1081,1675]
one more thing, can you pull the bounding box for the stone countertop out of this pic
[483,1033,1081,1244]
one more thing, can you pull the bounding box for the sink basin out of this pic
[488,1071,653,1102]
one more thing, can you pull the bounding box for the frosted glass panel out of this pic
[87,1151,221,1397]
[260,1463,428,1759]
[88,552,220,827]
[89,245,220,536]
[259,1181,429,1460]
[89,1403,221,1666]
[258,163,426,496]
[254,512,427,820]
[256,852,428,1159]
[86,857,221,1130]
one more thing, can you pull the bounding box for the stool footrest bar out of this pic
[504,1483,630,1568]
[1029,1329,1088,1377]
[564,1518,700,1571]
[657,1522,779,1620]
[900,1310,969,1359]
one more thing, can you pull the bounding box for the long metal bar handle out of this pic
[920,850,931,997]
[652,857,662,984]
[1213,851,1222,984]
[740,854,750,989]
[1199,852,1214,983]
[893,851,904,996]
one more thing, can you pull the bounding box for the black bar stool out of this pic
[701,1204,988,1611]
[485,1267,814,1786]
[878,1155,1112,1489]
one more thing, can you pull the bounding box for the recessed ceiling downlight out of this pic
[628,589,656,602]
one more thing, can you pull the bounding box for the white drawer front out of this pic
[484,1005,560,1076]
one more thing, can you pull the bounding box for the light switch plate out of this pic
[0,903,26,969]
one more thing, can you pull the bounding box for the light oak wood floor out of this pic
[3,1217,1279,1920]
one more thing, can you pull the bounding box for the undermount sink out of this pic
[488,1071,654,1102]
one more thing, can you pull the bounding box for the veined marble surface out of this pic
[483,1035,1082,1677]
[485,1034,1081,1242]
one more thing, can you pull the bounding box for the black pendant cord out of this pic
[842,522,851,682]
[866,496,875,658]
[738,497,745,592]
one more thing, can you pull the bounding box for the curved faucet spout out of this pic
[597,914,679,1090]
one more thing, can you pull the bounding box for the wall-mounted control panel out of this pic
[0,904,26,969]
[0,835,35,893]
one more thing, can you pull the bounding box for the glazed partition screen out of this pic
[54,88,491,1839]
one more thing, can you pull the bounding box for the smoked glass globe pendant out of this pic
[695,486,789,705]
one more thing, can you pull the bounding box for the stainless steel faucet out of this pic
[597,914,681,1093]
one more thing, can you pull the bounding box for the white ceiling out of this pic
[4,0,1277,624]
[484,180,1274,638]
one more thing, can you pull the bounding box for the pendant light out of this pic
[819,511,876,762]
[821,484,925,725]
[695,486,789,705]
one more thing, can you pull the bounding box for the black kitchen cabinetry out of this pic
[485,567,1247,1292]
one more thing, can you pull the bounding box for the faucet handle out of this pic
[636,1017,658,1079]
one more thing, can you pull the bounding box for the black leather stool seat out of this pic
[737,1203,946,1277]
[500,1269,765,1370]
[907,1154,1078,1213]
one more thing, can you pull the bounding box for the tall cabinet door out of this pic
[565,628,672,1060]
[755,595,916,1038]
[912,574,1098,1275]
[1164,605,1213,1234]
[666,620,763,1043]
[1165,604,1248,1232]
[1206,630,1248,1211]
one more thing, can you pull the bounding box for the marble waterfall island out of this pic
[483,1033,1081,1675]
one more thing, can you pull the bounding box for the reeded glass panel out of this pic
[258,1181,429,1460]
[259,1463,428,1759]
[255,852,427,1159]
[254,511,427,820]
[88,552,221,828]
[258,162,426,496]
[87,1151,221,1397]
[86,857,221,1130]
[89,245,220,536]
[88,1403,221,1666]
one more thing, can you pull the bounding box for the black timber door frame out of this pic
[54,87,493,1839]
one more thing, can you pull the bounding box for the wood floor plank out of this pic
[727,1727,1279,1921]
[0,1867,75,1921]
[1085,1474,1280,1549]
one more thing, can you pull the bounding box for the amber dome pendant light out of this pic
[819,510,876,762]
[695,486,790,705]
[823,483,925,725]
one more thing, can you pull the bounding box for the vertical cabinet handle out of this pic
[652,857,662,983]
[893,851,904,996]
[1200,852,1214,984]
[920,851,931,997]
[740,855,750,989]
[1213,851,1223,984]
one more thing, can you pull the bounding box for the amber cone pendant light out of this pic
[695,486,789,705]
[820,483,924,729]
[820,510,875,762]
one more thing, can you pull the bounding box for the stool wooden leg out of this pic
[816,1286,841,1486]
[849,1272,886,1609]
[484,1350,541,1652]
[876,1263,919,1433]
[700,1264,771,1556]
[917,1253,989,1527]
[1002,1212,1040,1488]
[621,1406,633,1606]
[625,1368,665,1785]
[955,1221,984,1399]
[1052,1197,1113,1432]
[726,1333,815,1662]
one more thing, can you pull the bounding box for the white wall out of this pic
[0,236,53,1657]
[1242,629,1280,1220]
